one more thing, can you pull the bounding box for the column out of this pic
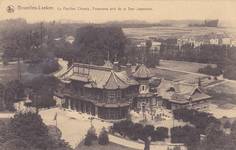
[83,102,86,113]
[68,99,71,110]
[95,106,98,117]
[77,100,81,112]
[81,102,84,113]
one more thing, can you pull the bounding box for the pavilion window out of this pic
[142,85,145,91]
[117,90,122,100]
[107,90,116,103]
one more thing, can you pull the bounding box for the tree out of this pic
[2,139,32,150]
[205,123,222,149]
[198,65,222,76]
[230,120,236,143]
[171,125,200,149]
[9,112,50,149]
[74,26,127,65]
[173,109,220,134]
[224,120,232,129]
[26,76,58,111]
[111,121,152,149]
[139,125,154,150]
[0,112,72,150]
[4,80,25,111]
[131,123,144,140]
[98,127,109,145]
[111,120,133,138]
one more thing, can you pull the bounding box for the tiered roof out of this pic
[157,79,211,104]
[59,63,138,90]
[133,64,153,79]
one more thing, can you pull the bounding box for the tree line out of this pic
[0,76,58,112]
[173,109,236,150]
[160,43,236,80]
[111,120,168,150]
[0,112,72,150]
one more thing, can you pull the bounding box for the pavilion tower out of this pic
[132,64,156,114]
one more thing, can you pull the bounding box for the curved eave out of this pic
[133,75,153,79]
[95,103,130,108]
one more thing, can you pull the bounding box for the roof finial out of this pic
[198,77,201,87]
[113,54,119,71]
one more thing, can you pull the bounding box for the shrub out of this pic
[173,109,220,134]
[142,125,155,140]
[198,65,222,76]
[152,127,168,141]
[84,134,92,146]
[130,123,143,140]
[111,120,133,137]
[84,126,97,146]
[98,127,109,145]
[171,125,200,147]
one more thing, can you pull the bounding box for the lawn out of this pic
[75,141,138,150]
[159,60,216,73]
[206,80,236,106]
[123,26,231,40]
[203,80,236,119]
[151,68,187,80]
[0,61,38,84]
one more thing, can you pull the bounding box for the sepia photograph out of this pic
[0,0,236,150]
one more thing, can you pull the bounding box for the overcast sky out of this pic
[1,0,236,26]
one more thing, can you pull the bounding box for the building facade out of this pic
[55,60,211,120]
[55,62,140,120]
[156,79,211,111]
[132,64,157,112]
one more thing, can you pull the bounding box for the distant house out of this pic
[156,79,211,111]
[65,35,75,44]
[231,40,236,47]
[209,38,219,45]
[204,33,231,45]
[221,38,231,45]
[177,33,232,48]
[137,41,146,48]
[150,41,161,54]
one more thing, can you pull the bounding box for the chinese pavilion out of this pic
[156,79,211,111]
[55,62,139,120]
[132,64,156,112]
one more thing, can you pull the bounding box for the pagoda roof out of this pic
[59,62,139,90]
[133,64,153,79]
[85,70,138,90]
[157,79,211,104]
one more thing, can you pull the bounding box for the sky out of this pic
[0,0,236,26]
